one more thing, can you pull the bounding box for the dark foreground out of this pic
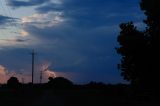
[0,84,158,106]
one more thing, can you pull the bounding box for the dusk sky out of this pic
[0,0,145,84]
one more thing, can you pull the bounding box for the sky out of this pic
[0,0,145,84]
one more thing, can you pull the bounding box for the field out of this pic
[0,84,158,106]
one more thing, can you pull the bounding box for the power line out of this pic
[0,0,28,47]
[0,0,22,36]
[3,0,21,34]
[0,0,8,16]
[0,0,7,37]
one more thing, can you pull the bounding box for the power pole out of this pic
[40,68,48,84]
[40,70,42,84]
[31,49,35,84]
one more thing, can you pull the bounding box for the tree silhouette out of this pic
[117,22,147,86]
[47,77,73,88]
[7,77,20,88]
[117,0,160,90]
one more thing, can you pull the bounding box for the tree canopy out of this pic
[117,0,160,90]
[7,77,20,88]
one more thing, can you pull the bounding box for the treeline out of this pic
[0,76,158,106]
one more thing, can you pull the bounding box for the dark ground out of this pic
[0,84,158,106]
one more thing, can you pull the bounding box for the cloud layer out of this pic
[0,0,144,83]
[0,15,17,27]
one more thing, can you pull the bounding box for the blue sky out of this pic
[0,0,145,84]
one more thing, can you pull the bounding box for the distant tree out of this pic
[86,81,106,89]
[47,77,73,88]
[117,0,160,90]
[48,77,54,85]
[7,77,20,88]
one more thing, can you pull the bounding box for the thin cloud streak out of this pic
[0,15,18,26]
[0,38,30,42]
[6,0,51,8]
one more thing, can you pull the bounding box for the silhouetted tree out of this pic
[117,0,160,90]
[140,0,160,86]
[117,22,149,87]
[48,77,54,85]
[47,77,73,88]
[7,77,20,88]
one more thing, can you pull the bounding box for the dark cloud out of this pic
[19,0,143,83]
[7,0,51,8]
[0,15,17,26]
[0,48,31,70]
[2,0,143,83]
[22,21,123,83]
[36,0,142,27]
[0,46,123,83]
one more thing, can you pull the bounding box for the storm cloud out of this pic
[0,0,144,83]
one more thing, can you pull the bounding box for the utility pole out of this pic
[31,49,35,84]
[40,70,42,84]
[40,67,48,84]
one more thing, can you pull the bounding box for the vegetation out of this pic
[7,77,20,88]
[117,0,160,93]
[0,76,158,106]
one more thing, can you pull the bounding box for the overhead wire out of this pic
[3,0,22,35]
[0,0,7,37]
[0,0,30,48]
